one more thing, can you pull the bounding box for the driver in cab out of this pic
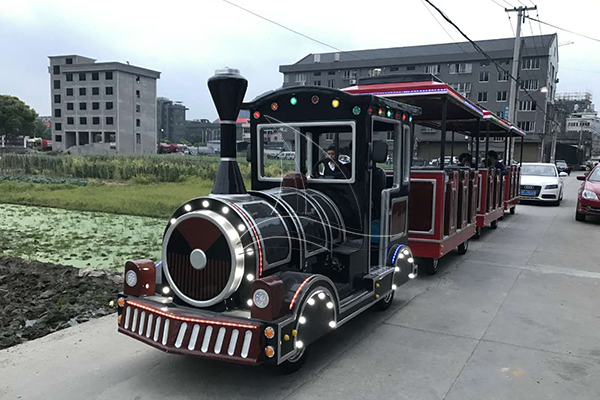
[313,146,348,179]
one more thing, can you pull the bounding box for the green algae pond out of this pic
[0,204,164,270]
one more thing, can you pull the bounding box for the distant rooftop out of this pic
[48,54,161,79]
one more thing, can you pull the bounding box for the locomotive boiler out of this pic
[117,68,420,372]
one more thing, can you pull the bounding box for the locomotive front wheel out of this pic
[279,347,309,375]
[457,240,468,255]
[491,220,498,229]
[510,207,516,215]
[374,290,395,311]
[419,258,439,275]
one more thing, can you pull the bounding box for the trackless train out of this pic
[117,68,421,372]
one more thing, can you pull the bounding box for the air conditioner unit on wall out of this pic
[349,79,357,85]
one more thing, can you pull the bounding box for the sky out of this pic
[1,0,599,120]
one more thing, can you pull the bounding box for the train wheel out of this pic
[457,240,468,255]
[279,347,309,374]
[374,290,395,311]
[419,258,439,275]
[576,211,586,222]
[510,207,516,215]
[474,227,481,239]
[491,220,498,229]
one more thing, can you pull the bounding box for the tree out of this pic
[34,119,51,140]
[178,139,191,145]
[0,95,38,138]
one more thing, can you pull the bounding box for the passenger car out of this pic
[520,163,566,205]
[576,166,600,221]
[556,160,571,175]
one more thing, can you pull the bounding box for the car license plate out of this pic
[521,190,536,196]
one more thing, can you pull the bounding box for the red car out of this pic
[576,166,600,221]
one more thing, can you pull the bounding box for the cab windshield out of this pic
[522,165,557,177]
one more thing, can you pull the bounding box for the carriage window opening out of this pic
[257,122,355,182]
[373,119,402,185]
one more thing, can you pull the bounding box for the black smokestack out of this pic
[208,67,248,195]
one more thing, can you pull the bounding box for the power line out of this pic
[507,14,515,36]
[219,0,365,60]
[420,0,469,53]
[490,0,507,9]
[526,16,600,43]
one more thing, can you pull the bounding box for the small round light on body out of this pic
[247,299,253,307]
[145,283,149,289]
[125,270,137,287]
[326,302,333,309]
[246,248,254,256]
[253,111,260,119]
[331,99,340,108]
[117,297,125,307]
[408,257,414,264]
[265,346,275,358]
[299,316,306,324]
[402,249,410,256]
[264,327,275,339]
[318,292,326,300]
[352,106,361,115]
[184,204,192,212]
[307,298,315,306]
[253,289,270,309]
[290,96,298,106]
[202,200,209,208]
[392,284,397,290]
[238,224,246,232]
[296,340,304,349]
[246,273,254,281]
[162,286,171,295]
[329,321,336,328]
[170,218,177,225]
[270,102,278,111]
[311,95,319,104]
[394,266,400,273]
[398,253,405,259]
[222,207,229,214]
[408,273,416,279]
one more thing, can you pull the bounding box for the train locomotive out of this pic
[117,68,420,372]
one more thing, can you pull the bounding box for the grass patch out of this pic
[0,177,225,218]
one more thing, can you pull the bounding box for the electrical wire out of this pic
[219,0,365,60]
[526,15,600,43]
[420,0,469,53]
[489,0,507,9]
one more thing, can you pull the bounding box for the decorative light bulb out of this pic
[318,293,326,300]
[184,204,191,212]
[246,274,254,281]
[299,316,306,324]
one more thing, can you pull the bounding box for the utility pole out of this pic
[505,5,537,160]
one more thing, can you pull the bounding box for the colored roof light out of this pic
[409,115,413,122]
[402,114,407,121]
[311,95,319,104]
[253,111,260,119]
[271,102,278,111]
[352,106,361,115]
[290,97,298,105]
[378,108,383,116]
[386,110,392,118]
[395,112,401,119]
[331,99,340,108]
[367,107,374,115]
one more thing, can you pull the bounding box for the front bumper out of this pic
[520,187,560,202]
[578,199,600,216]
[118,297,265,365]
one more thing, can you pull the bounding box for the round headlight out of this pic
[253,289,270,309]
[125,270,138,287]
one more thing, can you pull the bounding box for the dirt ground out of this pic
[0,256,121,349]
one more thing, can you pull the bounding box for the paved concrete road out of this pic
[2,175,600,400]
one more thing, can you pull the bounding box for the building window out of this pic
[328,71,335,76]
[295,73,306,83]
[136,76,140,83]
[55,122,62,131]
[55,134,62,142]
[477,92,488,102]
[498,71,509,82]
[66,58,73,65]
[341,70,357,80]
[136,118,140,127]
[66,73,73,82]
[80,117,87,125]
[522,58,541,70]
[106,117,114,125]
[93,117,100,125]
[92,102,100,110]
[79,87,86,96]
[314,72,321,76]
[66,88,73,96]
[327,80,335,88]
[79,102,87,110]
[79,73,86,81]
[518,121,535,132]
[53,65,60,75]
[136,133,141,145]
[92,72,99,81]
[136,104,140,112]
[54,109,61,118]
[106,102,113,110]
[449,83,472,97]
[136,90,140,98]
[106,72,113,80]
[496,91,508,102]
[92,87,99,95]
[449,63,472,74]
[479,71,489,82]
[67,117,74,125]
[54,94,61,104]
[390,67,399,72]
[406,66,416,71]
[314,80,321,86]
[105,87,113,95]
[284,75,290,83]
[519,100,537,111]
[367,68,382,77]
[520,79,539,91]
[480,61,490,67]
[424,64,440,74]
[53,80,61,89]
[67,102,74,110]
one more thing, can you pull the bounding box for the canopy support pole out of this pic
[485,121,490,167]
[451,131,455,164]
[440,97,448,170]
[476,125,480,169]
[520,136,524,165]
[474,118,480,170]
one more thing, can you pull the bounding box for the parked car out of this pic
[520,163,567,206]
[575,166,600,221]
[555,160,571,175]
[277,151,295,160]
